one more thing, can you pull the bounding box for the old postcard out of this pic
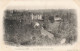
[0,0,80,51]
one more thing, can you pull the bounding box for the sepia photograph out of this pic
[4,9,77,46]
[0,0,80,51]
